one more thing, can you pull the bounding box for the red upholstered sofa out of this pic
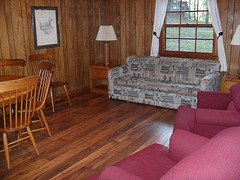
[87,127,240,180]
[174,82,240,138]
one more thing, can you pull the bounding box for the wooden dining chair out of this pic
[30,62,55,136]
[0,59,26,76]
[0,75,39,169]
[29,54,72,112]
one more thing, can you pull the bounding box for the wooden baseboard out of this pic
[59,86,90,98]
[46,86,90,104]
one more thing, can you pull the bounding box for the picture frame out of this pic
[31,6,60,50]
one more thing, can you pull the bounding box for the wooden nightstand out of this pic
[89,65,112,95]
[221,74,240,92]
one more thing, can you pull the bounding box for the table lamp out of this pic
[231,25,240,78]
[96,25,117,66]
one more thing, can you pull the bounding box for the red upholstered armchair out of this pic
[174,82,240,138]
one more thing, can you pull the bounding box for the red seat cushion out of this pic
[114,144,176,180]
[99,166,143,180]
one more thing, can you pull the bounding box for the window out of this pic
[159,0,217,59]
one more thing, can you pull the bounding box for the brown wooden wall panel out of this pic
[0,0,94,96]
[219,0,240,75]
[0,0,239,97]
[99,0,240,75]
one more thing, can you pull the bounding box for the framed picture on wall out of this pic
[31,6,60,50]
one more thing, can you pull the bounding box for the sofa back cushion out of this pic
[230,82,240,111]
[160,127,240,180]
[126,56,220,85]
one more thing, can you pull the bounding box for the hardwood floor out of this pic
[0,92,176,179]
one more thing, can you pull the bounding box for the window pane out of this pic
[167,0,180,11]
[181,12,197,24]
[180,40,195,52]
[166,39,179,51]
[181,0,197,11]
[197,27,213,39]
[198,0,208,10]
[196,40,213,53]
[198,12,212,24]
[166,27,179,38]
[166,13,180,24]
[180,27,195,38]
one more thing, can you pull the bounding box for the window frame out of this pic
[159,0,218,60]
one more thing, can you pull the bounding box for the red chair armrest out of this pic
[197,91,232,109]
[174,105,195,132]
[169,129,209,161]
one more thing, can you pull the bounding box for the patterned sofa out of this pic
[108,56,221,109]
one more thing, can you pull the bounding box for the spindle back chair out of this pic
[0,59,26,76]
[30,61,54,136]
[29,54,71,112]
[0,75,39,169]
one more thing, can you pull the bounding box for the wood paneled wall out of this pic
[0,0,96,95]
[99,0,240,74]
[219,0,240,75]
[95,0,156,65]
[0,0,239,96]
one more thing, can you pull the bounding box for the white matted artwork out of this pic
[31,6,60,50]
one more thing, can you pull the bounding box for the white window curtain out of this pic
[150,0,168,56]
[207,0,227,72]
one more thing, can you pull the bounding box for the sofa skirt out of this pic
[109,86,197,109]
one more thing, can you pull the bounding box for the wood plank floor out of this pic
[0,92,176,179]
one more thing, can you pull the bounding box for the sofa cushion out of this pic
[114,144,176,180]
[161,127,240,180]
[126,56,220,85]
[115,76,200,96]
[139,80,200,96]
[99,166,143,180]
[230,82,240,111]
[114,76,145,88]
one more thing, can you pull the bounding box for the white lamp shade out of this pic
[231,25,240,45]
[96,25,117,41]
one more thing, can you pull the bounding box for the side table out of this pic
[221,74,240,92]
[89,65,112,95]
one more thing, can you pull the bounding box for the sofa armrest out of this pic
[108,65,129,79]
[196,109,240,127]
[173,105,196,133]
[197,91,232,109]
[200,73,220,91]
[169,129,209,161]
[99,166,143,180]
[108,65,129,95]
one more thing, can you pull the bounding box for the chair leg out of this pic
[26,126,39,156]
[40,110,51,136]
[50,87,55,113]
[37,111,44,127]
[63,85,72,107]
[3,133,10,169]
